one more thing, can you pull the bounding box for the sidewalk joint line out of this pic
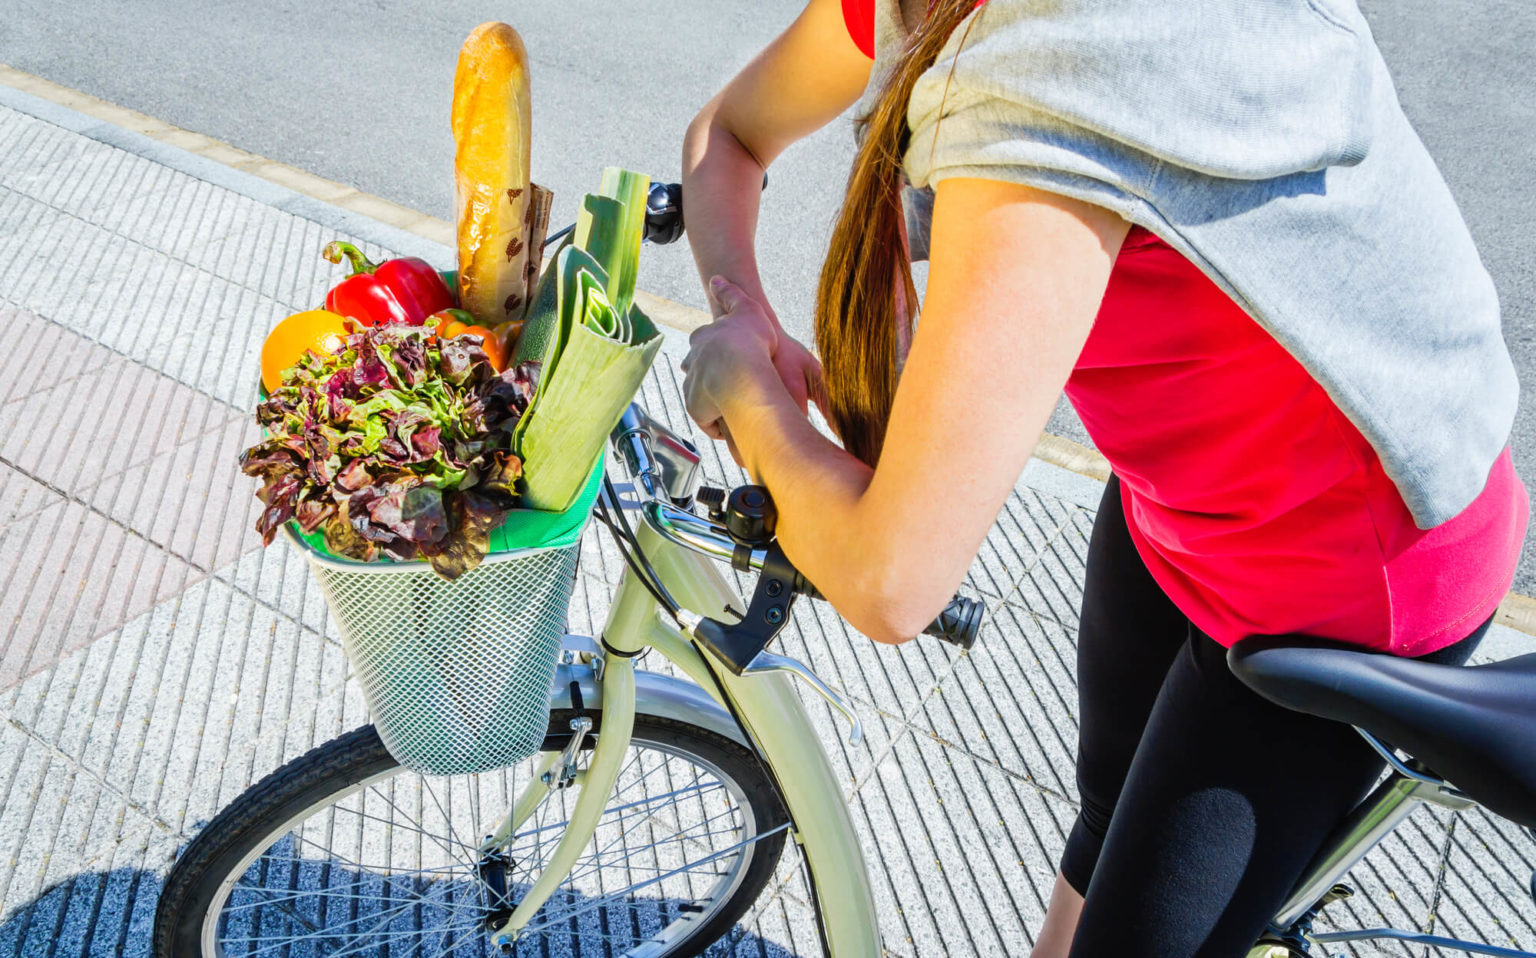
[905,725,1078,808]
[5,716,182,835]
[1425,815,1456,939]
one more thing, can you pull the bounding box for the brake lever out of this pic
[743,650,864,747]
[690,542,801,674]
[688,544,865,747]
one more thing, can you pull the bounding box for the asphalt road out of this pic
[3,0,1533,592]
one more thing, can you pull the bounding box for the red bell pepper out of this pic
[321,241,455,327]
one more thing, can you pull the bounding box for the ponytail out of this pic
[813,0,977,466]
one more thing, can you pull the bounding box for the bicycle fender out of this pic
[550,654,749,750]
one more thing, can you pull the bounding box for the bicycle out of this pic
[152,185,1536,957]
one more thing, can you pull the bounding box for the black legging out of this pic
[1060,476,1489,957]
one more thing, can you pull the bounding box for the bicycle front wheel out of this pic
[154,709,790,957]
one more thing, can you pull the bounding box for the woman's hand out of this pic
[677,179,1128,644]
[682,277,785,461]
[703,275,827,417]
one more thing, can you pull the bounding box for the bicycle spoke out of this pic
[226,881,456,914]
[365,784,478,859]
[319,912,480,958]
[421,775,475,859]
[230,850,325,941]
[226,866,481,941]
[229,889,483,957]
[519,822,789,936]
[569,802,745,877]
[565,824,746,888]
[505,778,725,855]
[422,910,478,958]
[244,854,472,880]
[311,795,483,857]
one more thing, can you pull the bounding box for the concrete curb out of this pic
[4,63,1530,637]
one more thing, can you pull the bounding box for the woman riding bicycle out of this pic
[677,0,1529,955]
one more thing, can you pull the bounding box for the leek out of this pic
[512,167,662,511]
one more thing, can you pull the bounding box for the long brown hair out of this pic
[814,0,977,467]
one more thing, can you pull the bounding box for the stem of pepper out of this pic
[321,241,378,276]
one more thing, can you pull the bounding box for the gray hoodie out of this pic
[875,0,1518,528]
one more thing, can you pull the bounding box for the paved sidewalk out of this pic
[0,90,1534,958]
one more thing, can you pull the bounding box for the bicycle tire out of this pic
[154,709,790,957]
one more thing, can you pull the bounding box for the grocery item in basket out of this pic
[511,167,663,511]
[321,241,456,327]
[239,322,539,579]
[453,22,553,337]
[430,309,508,371]
[258,309,350,392]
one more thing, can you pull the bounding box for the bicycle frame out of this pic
[468,399,1534,958]
[483,505,882,956]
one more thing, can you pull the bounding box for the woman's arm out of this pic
[682,0,871,413]
[684,178,1129,643]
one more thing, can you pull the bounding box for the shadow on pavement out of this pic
[0,853,809,957]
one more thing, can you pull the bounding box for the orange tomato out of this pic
[260,309,351,391]
[494,318,525,353]
[430,310,507,371]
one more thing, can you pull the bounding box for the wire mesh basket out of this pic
[284,462,603,776]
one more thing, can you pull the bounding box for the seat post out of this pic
[1271,771,1438,933]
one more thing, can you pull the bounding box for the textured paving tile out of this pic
[0,498,199,690]
[86,411,262,573]
[1433,808,1536,955]
[966,487,1080,602]
[212,531,337,641]
[0,354,240,502]
[0,578,363,945]
[0,462,59,534]
[919,604,1080,803]
[0,307,118,411]
[849,726,1076,957]
[1308,805,1452,958]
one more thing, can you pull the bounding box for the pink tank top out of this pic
[1066,228,1527,653]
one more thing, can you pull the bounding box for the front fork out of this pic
[482,525,879,956]
[483,514,727,949]
[483,648,638,947]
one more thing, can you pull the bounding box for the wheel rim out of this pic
[200,734,779,957]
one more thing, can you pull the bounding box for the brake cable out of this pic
[594,472,681,619]
[590,467,835,958]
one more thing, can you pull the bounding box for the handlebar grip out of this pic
[643,183,684,245]
[642,176,767,246]
[922,596,986,650]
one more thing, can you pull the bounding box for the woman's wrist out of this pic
[718,354,794,473]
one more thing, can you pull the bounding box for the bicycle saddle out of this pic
[1228,636,1536,829]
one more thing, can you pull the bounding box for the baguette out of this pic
[452,22,535,327]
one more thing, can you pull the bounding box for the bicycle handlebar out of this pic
[642,178,764,247]
[923,595,986,650]
[612,405,985,650]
